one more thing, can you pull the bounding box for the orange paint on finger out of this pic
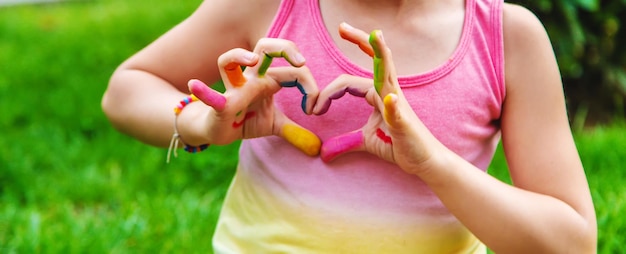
[282,124,321,156]
[224,62,247,87]
[339,28,375,57]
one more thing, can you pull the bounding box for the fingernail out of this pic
[378,31,385,44]
[294,52,305,64]
[189,79,203,87]
[244,52,257,61]
[341,22,354,30]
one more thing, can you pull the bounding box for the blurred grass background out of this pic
[0,0,624,253]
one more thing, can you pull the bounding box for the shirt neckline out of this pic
[310,0,475,87]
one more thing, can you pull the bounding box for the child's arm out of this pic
[477,3,597,252]
[417,5,597,251]
[325,15,596,252]
[102,0,321,155]
[101,0,280,147]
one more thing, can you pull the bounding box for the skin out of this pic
[186,46,322,155]
[101,0,597,252]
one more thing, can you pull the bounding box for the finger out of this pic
[281,124,321,156]
[224,62,247,88]
[273,111,321,156]
[320,130,365,163]
[369,30,401,99]
[339,22,375,57]
[217,48,260,88]
[250,38,306,76]
[188,79,227,112]
[313,74,374,115]
[370,30,386,96]
[383,93,400,128]
[266,66,320,115]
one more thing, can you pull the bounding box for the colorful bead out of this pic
[167,94,209,163]
[184,143,209,153]
[174,95,199,115]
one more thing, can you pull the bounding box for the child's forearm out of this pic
[414,151,596,253]
[102,68,206,147]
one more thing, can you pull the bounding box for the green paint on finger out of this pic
[370,30,384,95]
[258,53,274,77]
[258,51,303,77]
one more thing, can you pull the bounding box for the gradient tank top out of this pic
[213,0,505,252]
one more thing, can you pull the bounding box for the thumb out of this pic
[320,130,365,163]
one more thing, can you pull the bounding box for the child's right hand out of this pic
[187,39,322,156]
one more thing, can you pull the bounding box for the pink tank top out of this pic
[213,0,504,252]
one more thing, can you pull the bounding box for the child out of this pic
[102,0,597,252]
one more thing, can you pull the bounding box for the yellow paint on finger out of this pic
[383,93,397,127]
[224,62,247,87]
[282,124,321,156]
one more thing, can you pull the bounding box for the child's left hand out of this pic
[315,24,449,175]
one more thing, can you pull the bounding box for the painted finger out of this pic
[370,30,386,95]
[250,38,306,76]
[266,66,319,114]
[320,130,365,163]
[339,22,374,57]
[369,30,401,99]
[383,93,401,128]
[273,111,321,156]
[313,74,374,115]
[224,62,246,88]
[282,124,321,156]
[217,48,259,88]
[188,79,227,112]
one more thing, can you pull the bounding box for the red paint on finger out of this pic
[320,131,364,163]
[232,111,256,128]
[189,79,227,111]
[376,128,392,144]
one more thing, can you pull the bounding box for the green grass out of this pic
[0,1,624,253]
[0,1,237,252]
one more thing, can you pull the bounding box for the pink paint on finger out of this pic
[189,79,227,111]
[320,130,364,163]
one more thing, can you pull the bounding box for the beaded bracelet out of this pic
[166,94,210,163]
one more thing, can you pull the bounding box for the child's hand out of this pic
[188,39,322,156]
[316,24,446,174]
